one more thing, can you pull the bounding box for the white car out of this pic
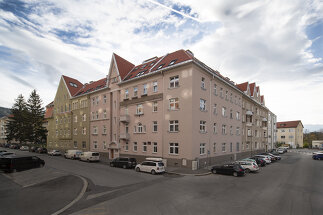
[48,150,62,156]
[64,150,83,159]
[254,155,271,164]
[135,161,165,175]
[79,152,100,162]
[20,146,29,151]
[277,149,284,154]
[236,161,259,173]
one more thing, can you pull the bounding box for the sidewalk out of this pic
[166,166,211,176]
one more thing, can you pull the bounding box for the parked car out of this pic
[29,146,38,152]
[254,155,271,164]
[36,147,47,154]
[4,143,11,148]
[110,157,137,169]
[79,152,100,162]
[236,161,259,173]
[20,146,29,151]
[135,160,165,175]
[277,148,284,154]
[211,163,245,177]
[312,152,323,160]
[261,153,281,160]
[47,150,61,156]
[248,157,267,167]
[64,150,82,159]
[0,155,45,173]
[10,144,19,149]
[0,152,15,157]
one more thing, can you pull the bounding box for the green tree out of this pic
[6,94,29,144]
[303,142,309,148]
[27,90,47,144]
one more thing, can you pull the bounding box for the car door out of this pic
[140,162,149,172]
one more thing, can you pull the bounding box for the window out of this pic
[225,90,228,100]
[236,127,240,135]
[91,112,95,120]
[143,84,148,95]
[103,94,107,103]
[213,123,217,134]
[230,109,233,119]
[281,136,285,139]
[213,104,217,115]
[255,142,258,149]
[103,109,107,119]
[201,77,205,89]
[236,112,240,120]
[200,121,206,133]
[169,59,177,65]
[74,128,77,135]
[169,98,179,110]
[170,76,179,88]
[93,126,98,134]
[169,143,179,155]
[153,142,157,153]
[230,143,233,152]
[96,96,99,105]
[82,114,86,121]
[222,107,226,117]
[103,125,107,134]
[125,107,128,115]
[213,143,216,153]
[136,104,143,115]
[248,129,252,137]
[153,121,158,132]
[200,99,206,111]
[74,115,78,122]
[103,141,107,150]
[125,89,129,99]
[222,125,226,135]
[74,141,77,148]
[214,84,217,95]
[92,98,95,106]
[169,120,179,132]
[220,88,223,98]
[96,111,99,119]
[153,101,158,112]
[143,142,147,152]
[82,127,86,135]
[222,143,226,152]
[94,141,98,149]
[230,93,233,102]
[133,142,137,152]
[138,123,143,133]
[153,81,158,92]
[125,142,129,151]
[200,143,206,155]
[82,141,86,149]
[133,87,138,97]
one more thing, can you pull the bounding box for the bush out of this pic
[303,142,309,148]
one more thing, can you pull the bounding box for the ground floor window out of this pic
[94,141,98,149]
[82,141,86,149]
[153,142,157,153]
[230,142,233,152]
[133,142,137,152]
[200,143,206,155]
[103,141,107,150]
[143,142,147,152]
[236,142,240,151]
[222,143,226,152]
[74,141,77,148]
[125,142,129,151]
[169,143,179,155]
[213,142,216,153]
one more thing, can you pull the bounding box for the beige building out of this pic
[46,49,276,169]
[312,140,323,149]
[0,116,8,144]
[276,120,303,148]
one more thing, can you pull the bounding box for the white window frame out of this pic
[153,121,158,132]
[153,81,158,92]
[200,143,206,155]
[200,99,206,111]
[153,101,158,112]
[133,142,138,152]
[169,143,179,155]
[136,104,143,115]
[169,76,179,88]
[169,120,179,132]
[222,143,226,152]
[200,121,206,133]
[201,77,205,89]
[169,98,179,110]
[143,84,148,95]
[153,142,157,153]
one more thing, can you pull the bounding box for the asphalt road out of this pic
[1,148,323,215]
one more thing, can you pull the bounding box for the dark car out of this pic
[37,147,47,154]
[4,143,11,148]
[110,157,137,169]
[0,152,15,157]
[312,153,323,160]
[250,156,267,167]
[0,155,45,173]
[29,146,38,152]
[211,163,245,177]
[261,153,280,161]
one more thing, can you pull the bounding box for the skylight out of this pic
[169,59,177,66]
[69,82,78,88]
[157,64,165,69]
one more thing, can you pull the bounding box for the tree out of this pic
[6,94,29,144]
[27,90,47,144]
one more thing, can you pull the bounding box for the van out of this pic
[0,155,45,173]
[64,150,82,159]
[79,152,100,162]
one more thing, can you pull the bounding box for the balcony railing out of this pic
[120,115,130,123]
[246,122,252,127]
[119,133,130,140]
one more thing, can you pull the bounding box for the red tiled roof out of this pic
[277,120,302,128]
[123,49,193,81]
[114,53,135,80]
[44,106,53,119]
[249,82,255,96]
[236,82,249,92]
[62,75,83,96]
[74,78,107,97]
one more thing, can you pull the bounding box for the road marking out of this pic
[51,175,88,215]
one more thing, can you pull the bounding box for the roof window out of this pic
[157,64,165,69]
[141,64,147,69]
[69,82,78,88]
[169,59,177,66]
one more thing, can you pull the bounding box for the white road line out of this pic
[51,175,88,215]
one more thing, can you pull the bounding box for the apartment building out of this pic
[268,111,277,150]
[46,49,276,169]
[276,120,303,148]
[0,116,8,144]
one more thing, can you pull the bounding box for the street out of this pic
[1,149,323,215]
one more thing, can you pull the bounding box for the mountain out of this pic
[0,106,11,118]
[304,124,323,133]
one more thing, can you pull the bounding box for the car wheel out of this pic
[110,163,114,167]
[135,167,140,172]
[212,169,217,174]
[122,164,127,169]
[151,170,156,175]
[233,172,238,177]
[245,168,250,173]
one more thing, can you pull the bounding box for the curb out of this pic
[51,175,88,215]
[166,171,212,176]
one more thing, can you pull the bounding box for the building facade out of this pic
[46,49,277,169]
[276,120,303,148]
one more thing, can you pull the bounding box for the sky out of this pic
[0,0,322,128]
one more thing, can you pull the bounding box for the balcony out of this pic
[246,122,253,127]
[262,126,267,130]
[119,133,130,140]
[120,115,130,123]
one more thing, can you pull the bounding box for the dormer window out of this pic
[69,82,78,88]
[141,64,147,69]
[157,64,165,69]
[169,59,177,66]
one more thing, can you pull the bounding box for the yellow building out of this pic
[276,120,303,148]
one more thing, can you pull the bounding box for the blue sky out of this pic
[0,0,322,127]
